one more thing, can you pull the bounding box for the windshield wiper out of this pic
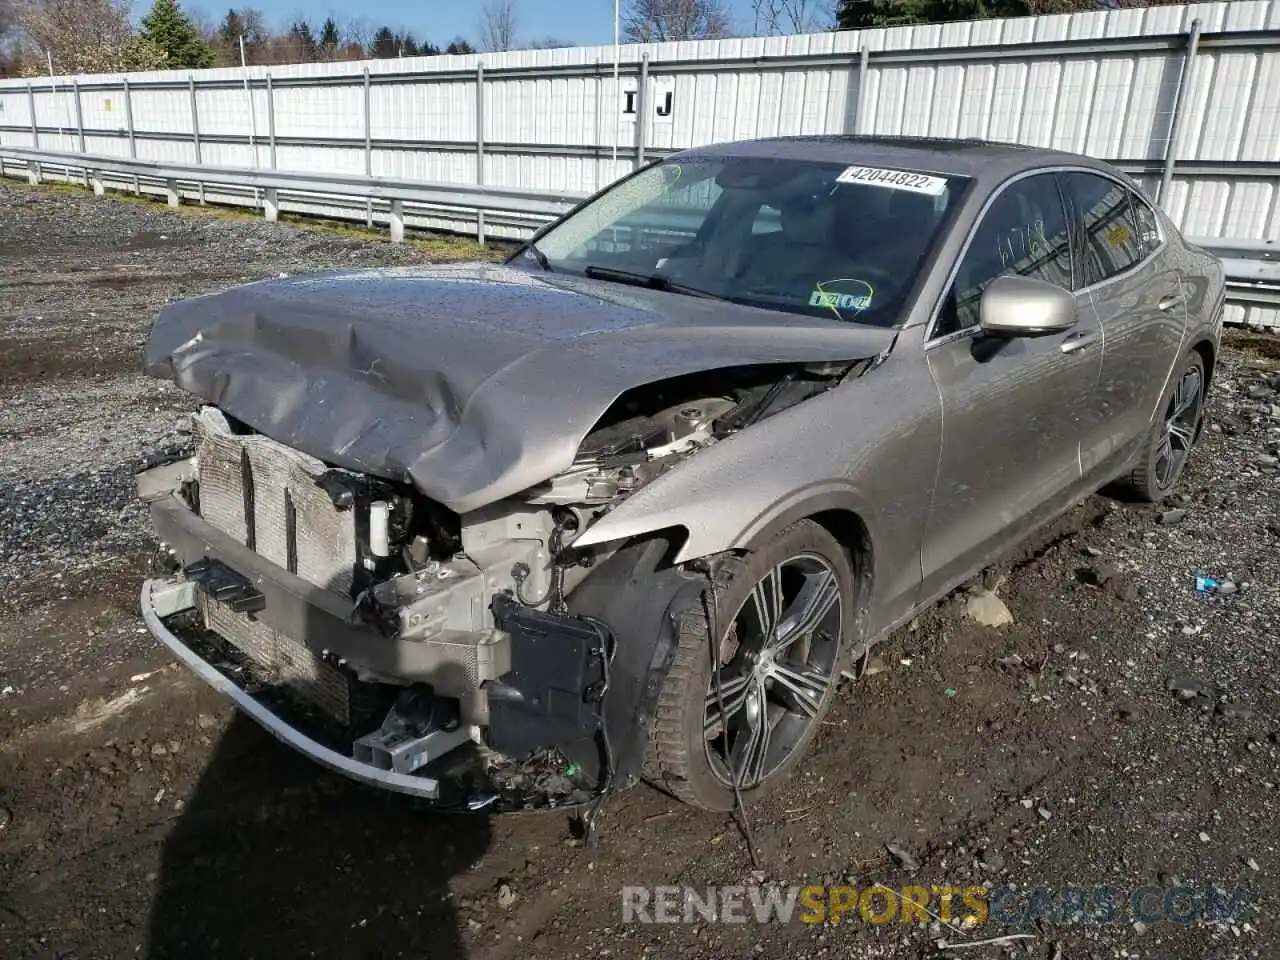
[523,241,552,272]
[583,265,721,300]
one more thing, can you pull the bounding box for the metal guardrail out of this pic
[1188,238,1280,309]
[0,146,582,243]
[2,144,1279,313]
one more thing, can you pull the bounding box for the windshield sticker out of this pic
[836,166,947,196]
[810,279,874,319]
[810,290,872,311]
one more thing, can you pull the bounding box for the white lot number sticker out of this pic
[836,166,947,196]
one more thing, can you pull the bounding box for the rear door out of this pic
[1058,171,1188,479]
[919,171,1103,600]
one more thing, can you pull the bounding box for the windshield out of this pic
[525,155,970,326]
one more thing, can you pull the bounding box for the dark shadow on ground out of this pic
[147,713,490,960]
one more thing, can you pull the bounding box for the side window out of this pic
[937,173,1073,336]
[750,203,782,235]
[589,178,723,258]
[1060,172,1144,286]
[1130,191,1161,258]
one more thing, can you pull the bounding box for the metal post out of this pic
[476,63,485,187]
[266,73,277,169]
[363,67,373,228]
[188,75,202,164]
[123,78,138,194]
[476,63,486,243]
[1158,17,1202,208]
[72,79,85,153]
[26,83,39,149]
[635,54,650,168]
[856,46,871,136]
[123,79,136,157]
[389,199,405,243]
[263,187,279,222]
[188,75,204,204]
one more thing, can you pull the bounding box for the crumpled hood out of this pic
[144,262,895,512]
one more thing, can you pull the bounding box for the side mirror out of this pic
[978,274,1078,336]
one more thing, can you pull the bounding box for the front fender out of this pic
[571,470,874,566]
[567,352,942,635]
[567,378,887,566]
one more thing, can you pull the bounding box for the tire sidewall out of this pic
[1142,351,1206,499]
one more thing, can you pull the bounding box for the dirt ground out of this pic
[0,179,1277,960]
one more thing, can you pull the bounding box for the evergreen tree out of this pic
[445,38,476,54]
[371,25,396,57]
[287,19,317,59]
[217,8,267,64]
[140,0,214,68]
[319,17,340,54]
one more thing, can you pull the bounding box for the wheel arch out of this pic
[1188,337,1215,442]
[735,493,877,638]
[1189,337,1216,390]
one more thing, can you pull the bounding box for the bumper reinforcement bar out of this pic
[139,577,444,800]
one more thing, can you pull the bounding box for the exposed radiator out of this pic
[201,591,354,726]
[193,407,359,597]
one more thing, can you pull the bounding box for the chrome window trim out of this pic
[923,164,1167,349]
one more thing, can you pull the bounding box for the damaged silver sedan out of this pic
[138,136,1225,811]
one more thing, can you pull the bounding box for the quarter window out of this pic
[1130,191,1162,258]
[1060,172,1147,286]
[937,172,1073,336]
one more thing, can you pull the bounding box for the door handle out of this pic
[1060,329,1098,354]
[1158,293,1185,312]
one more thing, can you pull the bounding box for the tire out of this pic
[1116,351,1207,502]
[642,520,856,811]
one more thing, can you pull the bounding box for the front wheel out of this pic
[643,520,856,811]
[1117,351,1207,502]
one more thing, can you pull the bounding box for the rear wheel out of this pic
[643,520,855,811]
[1117,351,1206,502]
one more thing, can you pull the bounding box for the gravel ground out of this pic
[0,179,1277,960]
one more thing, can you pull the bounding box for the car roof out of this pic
[672,135,1114,184]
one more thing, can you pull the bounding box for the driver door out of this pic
[919,172,1103,600]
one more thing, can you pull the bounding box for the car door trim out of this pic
[923,164,1168,350]
[1059,329,1099,354]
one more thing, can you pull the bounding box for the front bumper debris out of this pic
[140,578,452,800]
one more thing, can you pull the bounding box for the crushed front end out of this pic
[137,350,868,810]
[140,407,631,810]
[137,399,732,810]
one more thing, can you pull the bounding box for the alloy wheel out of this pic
[1155,365,1203,489]
[702,553,843,789]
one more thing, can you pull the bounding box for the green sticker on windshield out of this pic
[810,278,874,317]
[810,290,872,310]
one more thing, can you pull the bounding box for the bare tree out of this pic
[527,36,574,49]
[753,0,829,35]
[0,0,21,74]
[623,0,730,42]
[478,0,517,52]
[186,5,219,47]
[341,15,374,55]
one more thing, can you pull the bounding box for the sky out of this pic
[185,0,761,50]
